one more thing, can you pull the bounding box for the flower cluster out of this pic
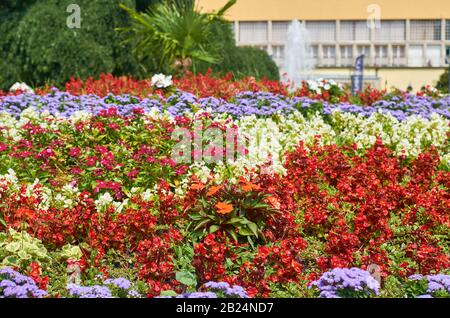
[311,268,380,298]
[0,73,449,299]
[158,281,249,298]
[67,277,140,298]
[0,268,48,298]
[9,82,35,95]
[408,274,450,298]
[151,74,173,89]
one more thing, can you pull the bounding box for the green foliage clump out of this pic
[0,0,140,90]
[0,0,279,89]
[194,21,280,81]
[0,228,51,269]
[436,69,449,93]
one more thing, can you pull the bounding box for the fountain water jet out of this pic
[283,20,316,87]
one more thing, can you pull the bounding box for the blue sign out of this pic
[352,54,365,95]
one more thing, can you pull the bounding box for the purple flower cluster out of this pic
[2,90,450,121]
[323,95,450,121]
[104,277,132,290]
[203,281,249,298]
[409,274,450,298]
[68,277,141,298]
[311,268,380,298]
[156,281,248,299]
[176,292,218,298]
[67,283,113,298]
[0,91,163,118]
[0,268,48,298]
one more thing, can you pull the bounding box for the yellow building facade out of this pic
[198,0,450,90]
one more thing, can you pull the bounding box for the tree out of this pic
[0,0,141,89]
[194,20,280,81]
[436,69,449,93]
[119,0,236,75]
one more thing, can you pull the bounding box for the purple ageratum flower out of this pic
[408,274,424,281]
[67,283,113,298]
[224,285,249,298]
[128,290,141,298]
[203,281,231,290]
[426,274,450,294]
[408,273,450,295]
[311,268,380,298]
[3,90,450,120]
[177,292,218,299]
[104,278,131,290]
[417,294,433,298]
[0,268,48,298]
[203,281,249,298]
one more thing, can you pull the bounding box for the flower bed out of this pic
[0,78,449,298]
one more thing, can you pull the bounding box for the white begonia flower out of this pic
[113,199,129,214]
[94,192,114,210]
[9,82,35,94]
[307,80,319,92]
[151,74,173,89]
[70,111,92,124]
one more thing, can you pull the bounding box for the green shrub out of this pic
[0,0,142,90]
[0,0,279,90]
[436,69,449,93]
[194,21,280,81]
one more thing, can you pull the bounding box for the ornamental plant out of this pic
[0,268,48,298]
[0,228,51,270]
[119,0,236,74]
[311,268,380,298]
[159,281,249,298]
[186,177,277,244]
[405,274,450,298]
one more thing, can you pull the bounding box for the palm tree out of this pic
[119,0,236,75]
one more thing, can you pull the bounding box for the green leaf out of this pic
[248,222,259,237]
[159,290,179,297]
[227,217,245,225]
[193,218,211,231]
[209,225,220,233]
[227,228,238,242]
[238,227,254,237]
[3,256,18,265]
[175,271,197,287]
[5,242,20,253]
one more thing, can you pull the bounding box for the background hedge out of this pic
[437,69,449,93]
[195,20,280,81]
[0,0,279,90]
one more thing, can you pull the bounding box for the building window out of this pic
[340,21,370,41]
[355,46,370,66]
[425,45,442,67]
[393,45,406,66]
[312,45,319,62]
[272,21,289,43]
[239,22,268,44]
[306,21,336,42]
[340,45,354,66]
[322,45,336,66]
[446,20,450,40]
[256,45,269,52]
[374,21,406,42]
[356,45,370,58]
[408,45,424,67]
[272,45,285,61]
[374,45,389,66]
[410,20,441,41]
